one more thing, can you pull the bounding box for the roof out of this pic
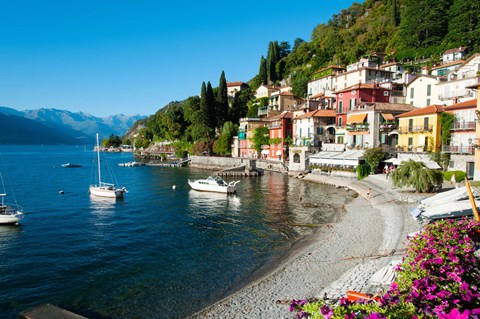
[443,99,477,111]
[227,81,246,87]
[268,111,293,120]
[295,109,336,119]
[310,92,325,99]
[279,91,294,96]
[430,60,464,70]
[361,102,417,113]
[396,105,443,118]
[257,85,280,90]
[334,83,386,94]
[443,47,467,55]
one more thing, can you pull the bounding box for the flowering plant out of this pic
[289,218,480,318]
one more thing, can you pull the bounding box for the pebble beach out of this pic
[188,173,423,319]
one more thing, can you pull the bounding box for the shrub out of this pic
[357,163,371,180]
[443,170,467,183]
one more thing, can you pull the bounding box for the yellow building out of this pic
[396,105,443,153]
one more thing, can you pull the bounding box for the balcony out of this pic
[268,122,282,129]
[379,122,397,131]
[452,121,475,131]
[398,125,433,133]
[346,123,369,132]
[442,145,474,154]
[258,107,268,117]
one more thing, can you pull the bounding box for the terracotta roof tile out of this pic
[360,102,417,113]
[334,83,381,94]
[227,81,246,87]
[295,109,336,119]
[396,105,443,118]
[443,47,467,55]
[444,99,477,111]
[430,60,465,70]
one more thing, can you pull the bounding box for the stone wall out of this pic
[189,156,245,170]
[449,154,475,174]
[255,160,288,173]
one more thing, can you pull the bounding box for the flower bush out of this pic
[290,218,480,318]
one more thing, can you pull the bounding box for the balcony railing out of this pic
[258,107,268,117]
[379,122,397,131]
[398,125,433,133]
[442,145,474,154]
[268,123,282,129]
[346,123,369,132]
[452,121,475,131]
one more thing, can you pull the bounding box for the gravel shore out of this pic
[188,174,422,319]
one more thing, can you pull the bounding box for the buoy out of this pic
[59,190,64,195]
[172,185,176,190]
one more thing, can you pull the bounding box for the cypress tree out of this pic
[258,56,267,85]
[206,81,216,137]
[198,82,211,140]
[216,71,229,128]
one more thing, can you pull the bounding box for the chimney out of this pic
[421,67,429,75]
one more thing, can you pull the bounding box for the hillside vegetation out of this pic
[126,0,480,154]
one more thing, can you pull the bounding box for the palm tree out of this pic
[391,159,442,193]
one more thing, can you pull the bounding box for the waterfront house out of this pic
[333,83,391,145]
[293,109,336,147]
[405,75,442,107]
[227,82,249,97]
[233,117,266,158]
[436,53,480,106]
[396,105,442,155]
[344,102,416,155]
[254,84,280,99]
[442,99,477,177]
[442,47,468,64]
[264,111,293,161]
[332,57,394,91]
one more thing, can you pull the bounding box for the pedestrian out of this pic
[450,173,456,187]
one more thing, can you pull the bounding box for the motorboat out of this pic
[90,133,128,198]
[61,163,82,168]
[188,176,239,194]
[0,194,24,225]
[118,161,144,167]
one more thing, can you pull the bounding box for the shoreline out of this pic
[187,173,422,319]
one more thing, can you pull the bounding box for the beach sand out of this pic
[188,174,422,319]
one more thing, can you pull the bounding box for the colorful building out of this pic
[265,111,293,161]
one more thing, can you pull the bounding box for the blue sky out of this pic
[0,1,357,117]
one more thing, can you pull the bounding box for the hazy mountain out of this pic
[0,113,82,144]
[0,106,146,144]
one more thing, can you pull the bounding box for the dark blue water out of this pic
[0,145,349,319]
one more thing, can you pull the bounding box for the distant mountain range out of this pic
[0,106,146,145]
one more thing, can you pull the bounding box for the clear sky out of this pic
[0,0,358,117]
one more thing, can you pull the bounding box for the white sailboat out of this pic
[89,133,127,198]
[0,171,24,225]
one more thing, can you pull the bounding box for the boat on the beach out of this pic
[61,163,82,168]
[89,133,127,199]
[0,174,24,225]
[420,199,477,222]
[188,176,239,194]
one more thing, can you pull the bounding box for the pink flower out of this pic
[436,308,471,319]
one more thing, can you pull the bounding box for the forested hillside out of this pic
[127,0,480,155]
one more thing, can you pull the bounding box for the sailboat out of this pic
[89,133,127,198]
[0,172,24,225]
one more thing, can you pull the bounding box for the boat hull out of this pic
[188,181,231,193]
[0,211,24,225]
[89,185,125,198]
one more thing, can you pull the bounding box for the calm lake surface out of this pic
[0,145,349,319]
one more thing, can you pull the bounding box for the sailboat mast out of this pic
[96,133,102,186]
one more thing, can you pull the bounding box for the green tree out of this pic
[213,121,237,155]
[206,81,216,137]
[102,134,123,147]
[363,146,385,173]
[258,56,267,85]
[251,126,270,155]
[215,71,229,129]
[291,70,309,97]
[445,0,480,50]
[391,159,443,193]
[278,41,291,58]
[440,112,455,145]
[197,82,213,140]
[228,88,251,123]
[266,41,280,83]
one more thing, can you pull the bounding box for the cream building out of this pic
[405,75,440,107]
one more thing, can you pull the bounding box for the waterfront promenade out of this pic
[189,173,422,319]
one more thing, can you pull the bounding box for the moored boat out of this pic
[188,176,239,194]
[61,163,82,168]
[0,194,24,225]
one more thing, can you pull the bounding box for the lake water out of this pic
[0,145,349,319]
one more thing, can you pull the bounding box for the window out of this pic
[408,137,413,146]
[409,119,413,131]
[338,117,343,127]
[426,99,431,106]
[339,101,343,113]
[299,128,302,138]
[293,153,301,163]
[427,84,431,96]
[350,98,356,109]
[410,88,414,99]
[383,91,389,96]
[317,127,323,135]
[307,128,310,137]
[338,136,344,144]
[424,117,429,131]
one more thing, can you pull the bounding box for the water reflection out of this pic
[89,195,117,218]
[0,225,22,253]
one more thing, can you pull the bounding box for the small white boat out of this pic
[61,163,82,168]
[188,176,239,194]
[0,194,24,225]
[90,133,127,199]
[118,161,144,167]
[420,199,476,222]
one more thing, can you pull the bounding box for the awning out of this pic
[347,113,367,124]
[261,150,269,155]
[381,113,395,121]
[276,150,282,156]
